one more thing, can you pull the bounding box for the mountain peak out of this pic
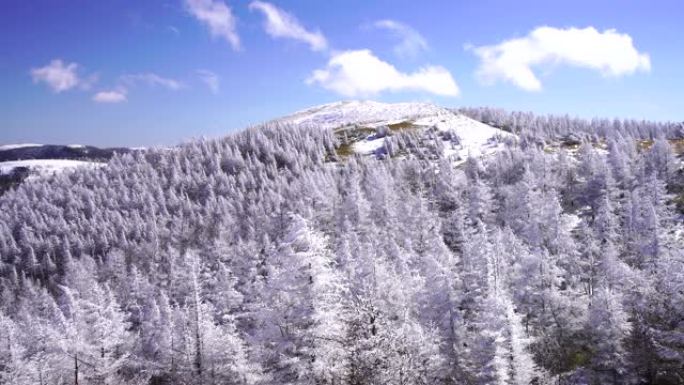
[277,100,514,163]
[279,100,450,130]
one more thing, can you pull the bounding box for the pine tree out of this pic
[587,287,631,384]
[0,311,34,385]
[58,256,132,384]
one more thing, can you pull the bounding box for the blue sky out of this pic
[1,0,681,146]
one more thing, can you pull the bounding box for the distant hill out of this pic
[0,143,133,163]
[0,143,136,194]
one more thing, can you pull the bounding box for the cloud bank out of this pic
[470,26,651,91]
[307,49,459,97]
[249,1,327,52]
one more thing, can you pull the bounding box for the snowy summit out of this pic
[279,100,514,162]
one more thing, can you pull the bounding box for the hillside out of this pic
[280,100,514,163]
[0,103,683,385]
[0,144,135,195]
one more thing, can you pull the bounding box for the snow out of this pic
[413,113,514,163]
[352,135,385,155]
[0,159,105,176]
[674,222,684,242]
[0,143,42,151]
[279,100,448,129]
[562,213,582,232]
[67,144,86,149]
[280,100,515,162]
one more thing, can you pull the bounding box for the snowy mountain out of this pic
[279,100,514,163]
[1,101,508,180]
[278,100,448,129]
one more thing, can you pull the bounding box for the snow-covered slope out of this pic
[280,100,448,129]
[414,112,513,160]
[279,100,514,163]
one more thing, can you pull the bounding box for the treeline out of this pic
[458,106,684,141]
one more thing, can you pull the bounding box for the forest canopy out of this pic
[0,109,683,385]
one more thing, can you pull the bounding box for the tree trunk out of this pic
[193,294,203,380]
[74,354,79,385]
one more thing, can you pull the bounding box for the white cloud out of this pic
[30,59,88,93]
[93,88,127,103]
[307,49,459,97]
[121,73,184,90]
[196,69,220,94]
[374,20,428,57]
[249,1,327,52]
[470,26,651,91]
[185,0,240,50]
